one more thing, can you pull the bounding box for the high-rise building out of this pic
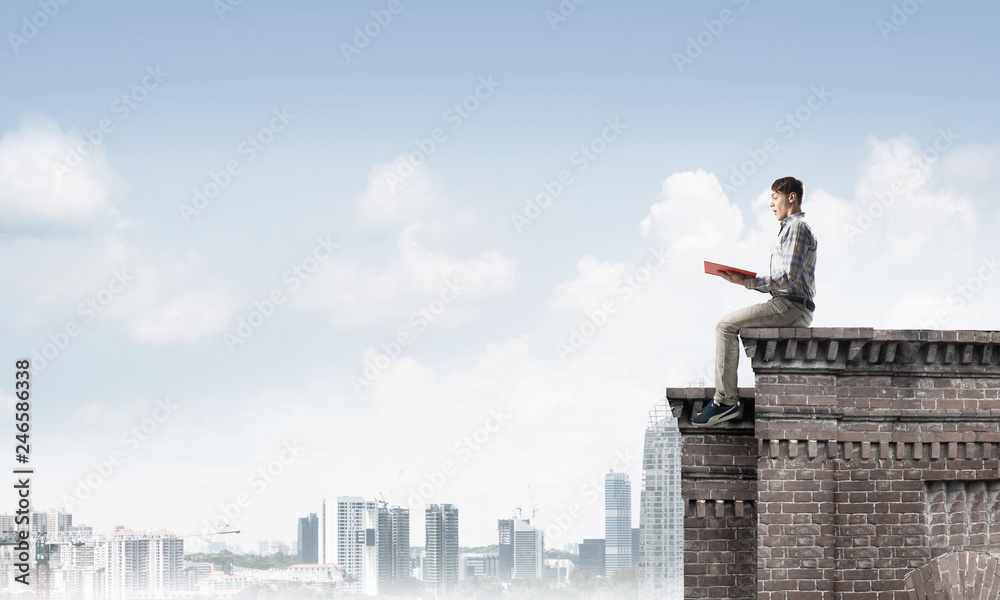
[104,533,183,599]
[148,535,185,593]
[44,509,72,534]
[424,504,459,598]
[632,528,640,566]
[377,504,411,595]
[605,471,632,576]
[31,511,47,534]
[321,499,328,563]
[579,539,606,576]
[297,513,319,564]
[337,497,379,596]
[511,519,543,580]
[497,519,513,583]
[639,399,684,599]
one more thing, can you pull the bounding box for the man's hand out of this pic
[720,270,747,285]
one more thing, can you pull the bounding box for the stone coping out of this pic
[739,328,1000,375]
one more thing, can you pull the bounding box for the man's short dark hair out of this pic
[772,177,804,202]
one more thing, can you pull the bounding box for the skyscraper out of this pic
[424,504,459,598]
[638,399,683,599]
[510,518,543,579]
[579,539,606,576]
[497,519,513,583]
[605,471,632,576]
[297,513,319,564]
[378,503,411,595]
[321,499,328,564]
[337,497,379,596]
[632,528,640,567]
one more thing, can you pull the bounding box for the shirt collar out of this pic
[780,211,806,227]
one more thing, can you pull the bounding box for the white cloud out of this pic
[296,222,517,330]
[108,254,245,345]
[126,286,242,344]
[0,115,118,228]
[353,156,444,230]
[640,169,744,252]
[939,142,1000,182]
[547,256,630,312]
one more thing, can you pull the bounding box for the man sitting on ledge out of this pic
[693,176,818,427]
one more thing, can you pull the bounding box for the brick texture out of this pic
[672,329,1000,600]
[669,387,757,600]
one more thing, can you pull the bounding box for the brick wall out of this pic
[672,329,1000,600]
[668,387,758,600]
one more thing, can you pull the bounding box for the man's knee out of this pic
[716,318,739,335]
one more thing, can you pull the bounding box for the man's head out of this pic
[770,176,803,221]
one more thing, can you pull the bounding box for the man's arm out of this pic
[745,220,813,293]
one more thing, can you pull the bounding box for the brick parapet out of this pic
[741,328,1000,380]
[744,328,1000,600]
[669,387,758,600]
[669,329,1000,600]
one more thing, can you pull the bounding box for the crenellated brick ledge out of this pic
[741,328,1000,376]
[685,499,755,519]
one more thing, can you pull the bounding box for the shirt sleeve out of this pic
[747,221,812,294]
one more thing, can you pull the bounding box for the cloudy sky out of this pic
[2,1,999,551]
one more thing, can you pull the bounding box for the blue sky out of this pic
[1,0,999,551]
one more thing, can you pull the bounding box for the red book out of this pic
[704,261,756,278]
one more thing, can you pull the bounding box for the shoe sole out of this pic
[691,404,741,427]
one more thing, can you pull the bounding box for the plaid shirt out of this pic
[745,211,817,301]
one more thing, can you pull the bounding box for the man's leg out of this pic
[714,297,812,405]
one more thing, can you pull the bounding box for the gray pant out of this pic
[714,296,813,405]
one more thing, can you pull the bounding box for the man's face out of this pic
[770,190,797,221]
